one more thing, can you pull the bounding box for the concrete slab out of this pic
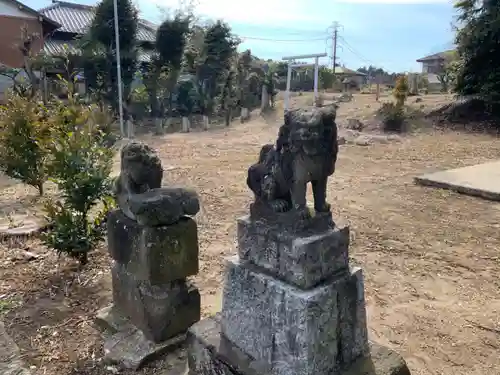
[414,160,500,201]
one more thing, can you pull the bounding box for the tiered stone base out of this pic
[187,214,412,375]
[221,257,369,373]
[95,210,202,370]
[96,305,186,370]
[188,315,412,375]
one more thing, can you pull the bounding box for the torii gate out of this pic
[282,52,328,111]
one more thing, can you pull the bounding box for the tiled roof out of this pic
[43,38,154,61]
[39,1,156,42]
[6,0,60,29]
[416,50,455,62]
[333,67,366,76]
[43,39,80,55]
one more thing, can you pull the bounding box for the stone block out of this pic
[187,315,411,375]
[237,216,349,289]
[111,261,201,343]
[104,326,185,370]
[220,257,369,375]
[107,209,141,264]
[95,305,188,370]
[107,209,199,284]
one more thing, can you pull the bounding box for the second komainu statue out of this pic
[247,105,338,219]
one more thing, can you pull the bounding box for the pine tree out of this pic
[82,0,139,115]
[455,0,500,105]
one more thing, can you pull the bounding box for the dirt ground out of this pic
[1,93,500,375]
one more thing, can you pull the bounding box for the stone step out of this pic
[187,315,411,375]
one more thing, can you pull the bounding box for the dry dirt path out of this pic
[1,99,499,375]
[135,114,500,375]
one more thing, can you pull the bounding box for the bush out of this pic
[393,75,408,107]
[0,93,51,195]
[378,102,406,132]
[42,88,115,265]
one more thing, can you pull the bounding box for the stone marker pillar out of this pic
[95,141,201,370]
[186,107,411,375]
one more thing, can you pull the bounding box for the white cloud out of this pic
[147,0,320,26]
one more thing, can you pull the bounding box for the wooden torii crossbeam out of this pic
[282,53,327,111]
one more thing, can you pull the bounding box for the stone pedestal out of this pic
[188,316,411,375]
[96,209,201,370]
[237,214,349,289]
[187,216,411,375]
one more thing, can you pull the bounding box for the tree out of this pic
[319,66,336,90]
[454,0,500,105]
[137,13,191,133]
[235,49,257,121]
[0,93,50,195]
[226,71,239,125]
[437,66,452,93]
[195,20,239,129]
[434,51,458,93]
[42,82,114,265]
[357,65,397,85]
[261,67,279,111]
[82,0,139,123]
[156,14,191,123]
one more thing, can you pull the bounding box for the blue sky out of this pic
[26,0,456,72]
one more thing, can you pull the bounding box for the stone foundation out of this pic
[96,209,201,370]
[188,315,411,375]
[187,216,411,375]
[221,258,368,371]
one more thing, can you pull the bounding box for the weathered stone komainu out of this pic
[114,141,199,226]
[96,141,201,370]
[247,106,338,218]
[187,108,411,375]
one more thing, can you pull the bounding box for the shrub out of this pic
[393,75,408,107]
[0,93,50,195]
[42,88,115,265]
[378,102,406,132]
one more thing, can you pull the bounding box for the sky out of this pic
[25,0,457,73]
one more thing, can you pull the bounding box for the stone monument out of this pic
[187,107,411,375]
[96,141,201,370]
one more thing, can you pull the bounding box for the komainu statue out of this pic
[114,141,200,226]
[247,105,338,217]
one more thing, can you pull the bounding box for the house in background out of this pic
[0,0,60,101]
[39,0,156,61]
[38,0,157,95]
[416,50,456,74]
[416,50,457,93]
[0,0,59,67]
[333,66,367,90]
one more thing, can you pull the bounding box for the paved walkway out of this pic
[414,160,500,201]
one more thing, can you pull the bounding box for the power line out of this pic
[243,28,330,37]
[337,36,374,66]
[239,35,328,42]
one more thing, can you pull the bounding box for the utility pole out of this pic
[113,0,125,137]
[331,22,339,71]
[329,22,340,90]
